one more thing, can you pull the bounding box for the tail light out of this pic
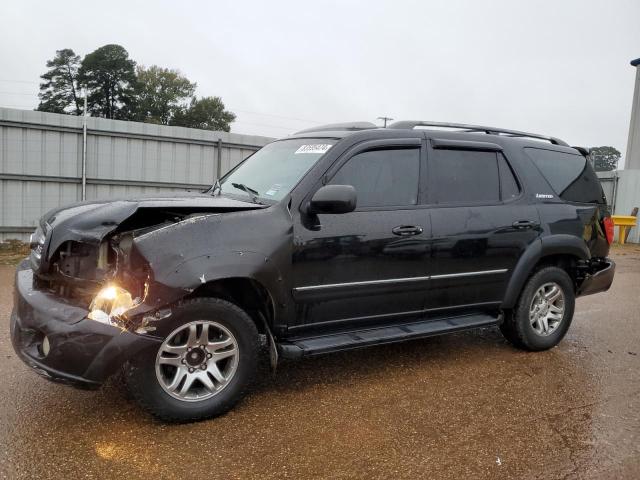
[603,216,615,245]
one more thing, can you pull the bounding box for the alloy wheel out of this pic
[529,282,565,336]
[155,320,239,402]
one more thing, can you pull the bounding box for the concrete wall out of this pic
[599,59,640,243]
[626,60,640,169]
[0,107,274,242]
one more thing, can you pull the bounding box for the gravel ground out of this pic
[0,241,29,266]
[0,246,639,479]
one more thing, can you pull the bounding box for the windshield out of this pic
[219,138,337,202]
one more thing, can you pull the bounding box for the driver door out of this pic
[290,139,431,334]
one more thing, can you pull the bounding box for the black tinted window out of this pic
[431,149,499,203]
[498,154,520,200]
[525,148,604,203]
[330,148,420,207]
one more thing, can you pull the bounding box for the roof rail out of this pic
[388,120,568,146]
[294,122,378,135]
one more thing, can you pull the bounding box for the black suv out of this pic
[11,120,615,422]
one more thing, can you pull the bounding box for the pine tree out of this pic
[37,49,82,115]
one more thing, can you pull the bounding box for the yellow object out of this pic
[611,215,637,245]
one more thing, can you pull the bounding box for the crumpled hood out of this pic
[41,193,265,260]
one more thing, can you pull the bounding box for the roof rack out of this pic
[388,120,568,146]
[294,122,378,135]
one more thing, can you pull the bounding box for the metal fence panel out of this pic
[596,171,617,211]
[597,170,640,243]
[0,107,273,242]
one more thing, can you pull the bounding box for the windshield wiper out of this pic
[231,182,263,204]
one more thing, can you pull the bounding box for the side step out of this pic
[278,313,498,359]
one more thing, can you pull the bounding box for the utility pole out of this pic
[377,116,393,128]
[81,89,87,201]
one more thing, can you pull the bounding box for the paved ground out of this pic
[0,247,639,479]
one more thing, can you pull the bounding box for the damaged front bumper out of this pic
[10,260,161,389]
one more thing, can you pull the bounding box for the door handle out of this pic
[392,225,423,236]
[512,220,539,230]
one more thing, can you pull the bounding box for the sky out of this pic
[1,0,639,164]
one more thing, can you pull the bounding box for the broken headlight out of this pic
[29,226,46,270]
[88,285,138,326]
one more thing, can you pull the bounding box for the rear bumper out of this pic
[10,260,161,388]
[577,259,615,297]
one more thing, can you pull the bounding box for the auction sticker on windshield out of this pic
[294,144,333,154]
[264,184,282,196]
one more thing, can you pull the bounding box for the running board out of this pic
[278,313,498,359]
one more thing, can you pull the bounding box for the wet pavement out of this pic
[1,247,639,479]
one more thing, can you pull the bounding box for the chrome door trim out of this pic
[429,269,508,280]
[294,275,431,292]
[293,269,508,293]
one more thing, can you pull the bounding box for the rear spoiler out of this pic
[572,146,591,157]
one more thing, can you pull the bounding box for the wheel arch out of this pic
[187,276,276,335]
[502,235,589,309]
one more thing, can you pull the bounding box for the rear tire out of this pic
[124,298,259,422]
[500,266,575,351]
[499,310,526,349]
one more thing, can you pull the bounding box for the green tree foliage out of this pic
[171,96,236,132]
[590,146,621,172]
[36,45,236,131]
[37,49,82,115]
[134,65,196,124]
[78,44,137,119]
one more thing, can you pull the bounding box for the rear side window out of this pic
[329,148,420,207]
[525,148,605,203]
[431,150,500,203]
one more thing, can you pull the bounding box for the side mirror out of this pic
[309,185,357,215]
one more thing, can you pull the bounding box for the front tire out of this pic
[500,266,575,351]
[124,298,259,422]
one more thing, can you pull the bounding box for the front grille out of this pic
[32,274,94,306]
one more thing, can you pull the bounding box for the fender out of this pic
[123,250,288,335]
[539,234,590,260]
[128,203,294,326]
[501,234,590,309]
[162,250,288,310]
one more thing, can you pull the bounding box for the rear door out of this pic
[425,138,541,310]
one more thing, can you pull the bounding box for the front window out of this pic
[329,148,420,207]
[219,138,337,202]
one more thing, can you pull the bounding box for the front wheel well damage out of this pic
[186,277,274,334]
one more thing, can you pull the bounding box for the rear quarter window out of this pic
[524,147,605,204]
